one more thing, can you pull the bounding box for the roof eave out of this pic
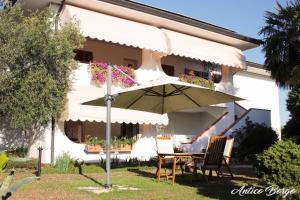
[98,0,262,46]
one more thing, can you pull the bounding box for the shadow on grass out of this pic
[80,173,104,186]
[128,166,273,200]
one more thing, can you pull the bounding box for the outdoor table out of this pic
[157,153,205,184]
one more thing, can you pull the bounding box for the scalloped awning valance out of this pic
[60,85,168,125]
[161,29,246,69]
[60,5,246,69]
[60,5,168,53]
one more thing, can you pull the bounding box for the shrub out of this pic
[7,147,28,158]
[55,153,72,173]
[232,118,278,162]
[86,135,136,148]
[254,140,300,199]
[86,135,105,146]
[179,73,215,89]
[6,157,37,169]
[0,152,8,171]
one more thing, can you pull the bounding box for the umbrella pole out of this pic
[105,64,112,188]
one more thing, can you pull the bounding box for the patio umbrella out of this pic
[82,66,242,188]
[83,78,242,114]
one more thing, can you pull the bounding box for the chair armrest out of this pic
[223,155,231,159]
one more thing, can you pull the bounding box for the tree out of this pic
[0,6,84,133]
[259,0,300,87]
[233,118,278,162]
[282,86,300,143]
[260,0,300,142]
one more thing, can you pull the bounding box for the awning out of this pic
[60,5,246,69]
[60,5,168,53]
[162,29,246,69]
[60,85,168,125]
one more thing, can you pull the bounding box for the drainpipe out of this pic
[50,0,65,165]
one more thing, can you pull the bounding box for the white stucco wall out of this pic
[233,71,281,136]
[224,109,271,136]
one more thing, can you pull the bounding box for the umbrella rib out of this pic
[126,89,153,109]
[162,85,165,114]
[166,86,189,96]
[171,84,201,107]
[142,88,162,96]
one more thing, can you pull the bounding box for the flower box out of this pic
[84,144,103,153]
[85,144,132,153]
[111,144,132,152]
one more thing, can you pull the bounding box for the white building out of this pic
[2,0,280,163]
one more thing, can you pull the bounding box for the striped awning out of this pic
[60,4,246,69]
[60,4,168,53]
[162,29,246,69]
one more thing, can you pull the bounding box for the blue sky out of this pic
[136,0,290,126]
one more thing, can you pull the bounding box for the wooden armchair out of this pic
[193,136,227,181]
[156,135,185,184]
[222,137,234,179]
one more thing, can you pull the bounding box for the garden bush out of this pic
[255,140,300,199]
[232,118,278,162]
[0,152,8,171]
[6,157,37,169]
[54,153,73,173]
[7,147,28,157]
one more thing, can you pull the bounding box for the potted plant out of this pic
[178,73,215,89]
[84,136,105,153]
[111,137,135,152]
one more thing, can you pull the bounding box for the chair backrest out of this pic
[223,137,235,164]
[156,135,174,154]
[204,136,227,167]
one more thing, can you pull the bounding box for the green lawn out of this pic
[2,165,272,200]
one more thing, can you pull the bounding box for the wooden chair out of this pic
[193,136,227,181]
[156,135,185,184]
[222,137,234,179]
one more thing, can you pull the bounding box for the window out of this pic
[162,64,175,76]
[184,68,209,79]
[74,50,93,63]
[123,58,138,70]
[64,121,85,143]
[121,123,139,139]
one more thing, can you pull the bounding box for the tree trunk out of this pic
[51,117,55,165]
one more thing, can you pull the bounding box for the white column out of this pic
[135,49,168,83]
[216,66,241,124]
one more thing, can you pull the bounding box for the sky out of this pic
[136,0,290,126]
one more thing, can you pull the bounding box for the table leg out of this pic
[157,157,162,182]
[172,157,176,185]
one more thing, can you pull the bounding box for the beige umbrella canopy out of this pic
[83,78,242,114]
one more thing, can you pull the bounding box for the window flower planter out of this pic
[179,74,215,89]
[90,62,136,88]
[85,136,135,153]
[112,144,132,152]
[84,144,103,153]
[84,144,132,153]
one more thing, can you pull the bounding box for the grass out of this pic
[0,165,273,200]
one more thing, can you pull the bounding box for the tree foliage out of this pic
[282,86,300,143]
[259,0,300,87]
[260,0,300,143]
[0,6,85,130]
[233,118,278,162]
